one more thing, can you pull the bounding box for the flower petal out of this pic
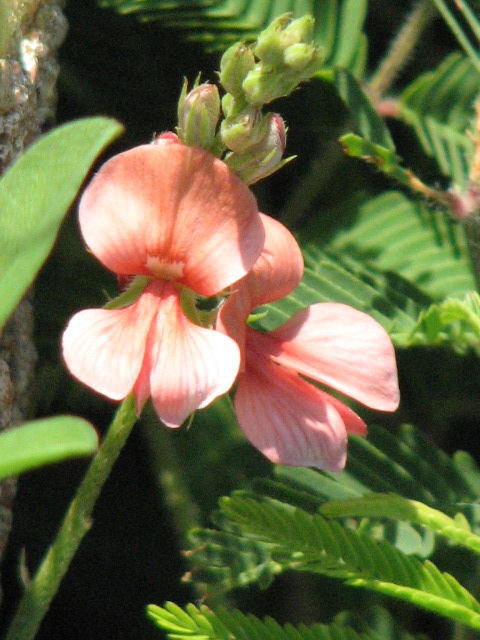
[269,303,400,411]
[62,289,160,400]
[79,144,264,295]
[216,213,303,362]
[246,213,304,309]
[234,345,348,470]
[138,282,240,428]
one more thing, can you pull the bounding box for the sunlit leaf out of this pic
[0,117,124,331]
[0,416,98,480]
[148,602,379,640]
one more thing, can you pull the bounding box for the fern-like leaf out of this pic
[254,247,478,351]
[188,494,480,630]
[275,423,479,507]
[397,53,480,190]
[319,493,480,556]
[335,70,395,150]
[325,190,474,300]
[147,602,379,640]
[97,0,367,70]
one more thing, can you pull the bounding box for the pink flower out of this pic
[62,142,265,427]
[218,214,400,470]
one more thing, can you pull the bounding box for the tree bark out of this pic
[0,0,67,605]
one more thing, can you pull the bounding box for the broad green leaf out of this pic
[0,416,98,480]
[0,117,123,332]
[398,53,479,190]
[326,190,474,300]
[147,602,379,640]
[334,69,395,150]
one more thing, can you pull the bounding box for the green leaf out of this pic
[326,190,474,300]
[0,416,98,480]
[98,0,368,71]
[185,423,479,596]
[147,602,378,640]
[253,247,432,348]
[187,525,281,596]
[213,495,480,630]
[0,117,124,332]
[276,424,478,506]
[319,493,480,556]
[255,244,479,352]
[334,69,395,150]
[398,53,479,190]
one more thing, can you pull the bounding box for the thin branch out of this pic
[370,0,436,97]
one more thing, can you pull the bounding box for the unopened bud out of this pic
[224,113,288,184]
[284,42,317,70]
[221,106,267,152]
[219,42,255,99]
[242,13,323,105]
[178,81,220,150]
[255,14,314,64]
[153,131,181,145]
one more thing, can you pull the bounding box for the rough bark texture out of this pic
[0,0,67,605]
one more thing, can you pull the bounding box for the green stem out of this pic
[369,0,435,97]
[5,395,138,640]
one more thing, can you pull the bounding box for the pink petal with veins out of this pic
[246,213,304,309]
[234,353,348,470]
[79,144,264,296]
[62,287,160,401]
[135,281,240,428]
[269,303,400,411]
[217,213,303,363]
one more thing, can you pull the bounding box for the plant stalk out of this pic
[369,0,435,97]
[5,395,138,640]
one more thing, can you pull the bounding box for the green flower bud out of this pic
[225,113,288,184]
[255,14,314,64]
[284,42,316,70]
[242,13,324,106]
[254,14,291,65]
[221,106,267,152]
[219,42,255,99]
[281,15,314,49]
[177,81,220,150]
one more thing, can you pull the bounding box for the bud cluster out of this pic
[171,13,323,184]
[219,14,324,107]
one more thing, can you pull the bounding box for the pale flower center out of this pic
[146,255,185,281]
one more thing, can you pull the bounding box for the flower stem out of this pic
[369,0,435,97]
[5,395,138,640]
